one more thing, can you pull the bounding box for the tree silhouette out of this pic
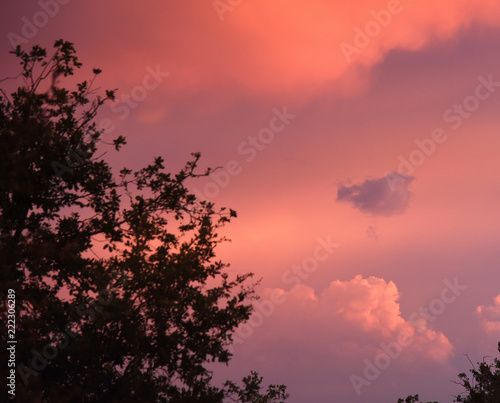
[397,394,438,403]
[398,342,500,403]
[452,342,500,402]
[0,40,288,402]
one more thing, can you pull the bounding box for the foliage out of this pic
[224,371,289,403]
[398,342,500,403]
[397,394,438,403]
[453,342,500,402]
[0,40,288,402]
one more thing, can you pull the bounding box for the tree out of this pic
[0,40,288,402]
[397,395,438,403]
[452,342,500,402]
[398,342,500,403]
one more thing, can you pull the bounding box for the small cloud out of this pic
[337,173,415,216]
[477,295,500,334]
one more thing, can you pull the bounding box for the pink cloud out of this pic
[477,295,500,334]
[232,275,453,363]
[43,0,500,105]
[224,275,454,399]
[206,0,500,95]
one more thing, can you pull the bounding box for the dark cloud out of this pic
[337,173,415,216]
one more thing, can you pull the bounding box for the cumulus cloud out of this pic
[233,275,453,361]
[225,275,454,401]
[311,275,451,360]
[336,173,414,216]
[477,295,500,334]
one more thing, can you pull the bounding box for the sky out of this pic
[1,1,500,401]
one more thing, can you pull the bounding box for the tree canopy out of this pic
[398,342,500,403]
[0,40,288,402]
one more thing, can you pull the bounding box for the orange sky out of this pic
[2,1,500,401]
